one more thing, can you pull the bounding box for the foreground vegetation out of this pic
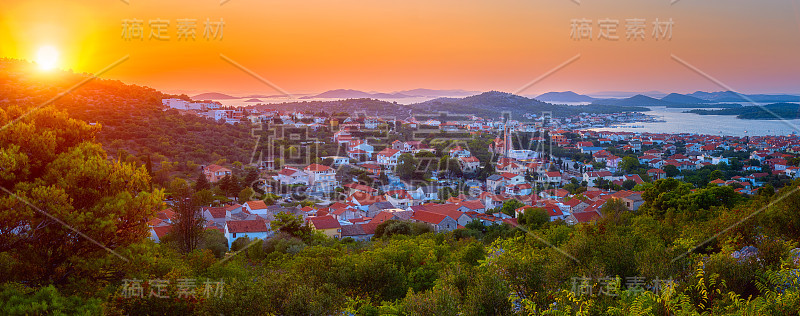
[1,104,799,315]
[2,60,800,314]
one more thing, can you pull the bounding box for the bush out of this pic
[230,236,252,252]
[0,284,103,315]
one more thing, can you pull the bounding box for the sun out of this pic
[35,45,59,71]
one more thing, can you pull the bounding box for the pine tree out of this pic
[243,167,259,189]
[171,186,204,254]
[145,154,153,176]
[195,171,211,192]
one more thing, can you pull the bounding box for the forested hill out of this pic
[0,59,255,182]
[411,91,649,119]
[687,103,800,120]
[250,98,417,118]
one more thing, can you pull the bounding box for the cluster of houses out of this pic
[149,182,640,247]
[153,99,800,248]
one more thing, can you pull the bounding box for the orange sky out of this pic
[1,0,799,96]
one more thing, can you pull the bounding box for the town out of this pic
[151,98,800,248]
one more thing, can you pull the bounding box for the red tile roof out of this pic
[309,215,341,230]
[572,211,602,223]
[245,200,268,210]
[411,204,462,221]
[157,208,176,220]
[152,225,173,239]
[377,148,400,157]
[226,219,269,233]
[205,164,231,173]
[204,206,228,219]
[370,211,399,224]
[456,200,485,210]
[344,183,377,193]
[410,210,449,224]
[304,163,333,172]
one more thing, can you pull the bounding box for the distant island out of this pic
[666,103,742,109]
[192,92,239,100]
[412,91,648,119]
[535,91,596,103]
[686,103,800,120]
[301,89,413,99]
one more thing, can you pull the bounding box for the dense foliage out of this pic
[0,59,255,182]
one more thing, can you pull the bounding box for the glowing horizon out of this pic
[2,0,799,97]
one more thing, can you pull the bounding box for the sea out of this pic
[216,97,800,137]
[589,105,800,137]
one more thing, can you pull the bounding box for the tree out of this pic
[219,174,240,197]
[517,207,549,229]
[709,169,725,182]
[171,186,204,254]
[599,198,630,225]
[145,154,154,177]
[243,167,259,189]
[194,172,211,192]
[622,179,637,190]
[478,163,495,181]
[374,220,432,238]
[239,187,256,202]
[378,172,390,185]
[497,199,525,217]
[396,153,419,181]
[201,229,229,258]
[640,178,691,218]
[194,189,214,206]
[619,156,641,174]
[0,107,164,285]
[663,164,680,178]
[270,212,309,238]
[230,236,252,252]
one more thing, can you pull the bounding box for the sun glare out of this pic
[35,45,59,71]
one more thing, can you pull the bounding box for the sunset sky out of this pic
[2,0,799,97]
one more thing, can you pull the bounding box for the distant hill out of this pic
[0,59,255,182]
[244,98,263,102]
[591,94,673,107]
[590,91,668,98]
[250,98,417,118]
[661,93,710,104]
[687,91,800,103]
[687,103,800,120]
[299,88,478,99]
[535,91,596,103]
[665,103,742,109]
[302,89,413,99]
[410,91,648,119]
[395,88,477,97]
[192,92,239,100]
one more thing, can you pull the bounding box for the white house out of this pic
[377,148,402,168]
[583,171,614,186]
[162,98,189,110]
[224,219,272,247]
[273,166,309,185]
[322,156,350,167]
[243,201,270,215]
[458,156,480,173]
[448,146,471,158]
[538,171,563,185]
[304,163,338,193]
